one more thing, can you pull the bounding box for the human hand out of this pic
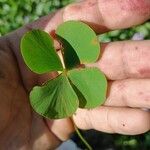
[0,0,150,149]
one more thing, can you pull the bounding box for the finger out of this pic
[105,79,150,108]
[9,0,150,56]
[73,107,150,135]
[64,0,150,33]
[89,40,150,80]
[12,0,150,37]
[46,118,75,141]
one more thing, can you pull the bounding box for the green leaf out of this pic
[56,21,100,64]
[30,74,79,119]
[21,29,63,74]
[58,36,80,69]
[68,68,107,108]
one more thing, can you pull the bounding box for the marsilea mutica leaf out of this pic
[56,21,100,67]
[21,21,107,119]
[30,74,79,119]
[68,68,107,109]
[21,29,63,74]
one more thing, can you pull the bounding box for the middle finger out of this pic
[89,40,150,80]
[105,79,150,108]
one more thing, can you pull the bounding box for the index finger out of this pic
[23,0,150,35]
[63,0,150,33]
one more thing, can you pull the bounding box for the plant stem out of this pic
[71,117,93,150]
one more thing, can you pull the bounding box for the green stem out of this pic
[71,117,93,150]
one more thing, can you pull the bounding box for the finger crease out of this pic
[97,0,105,24]
[121,43,129,78]
[88,109,96,129]
[120,81,128,106]
[94,0,104,24]
[106,108,115,132]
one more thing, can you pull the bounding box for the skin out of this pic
[0,0,150,149]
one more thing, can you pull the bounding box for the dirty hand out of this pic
[0,0,150,149]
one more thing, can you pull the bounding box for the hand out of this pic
[0,0,150,149]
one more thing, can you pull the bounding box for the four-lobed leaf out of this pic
[21,21,107,119]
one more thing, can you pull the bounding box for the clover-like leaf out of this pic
[68,68,107,108]
[56,21,100,65]
[30,74,79,119]
[21,29,63,74]
[20,21,107,150]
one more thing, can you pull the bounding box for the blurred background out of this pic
[0,0,150,149]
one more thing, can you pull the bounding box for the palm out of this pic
[0,38,60,149]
